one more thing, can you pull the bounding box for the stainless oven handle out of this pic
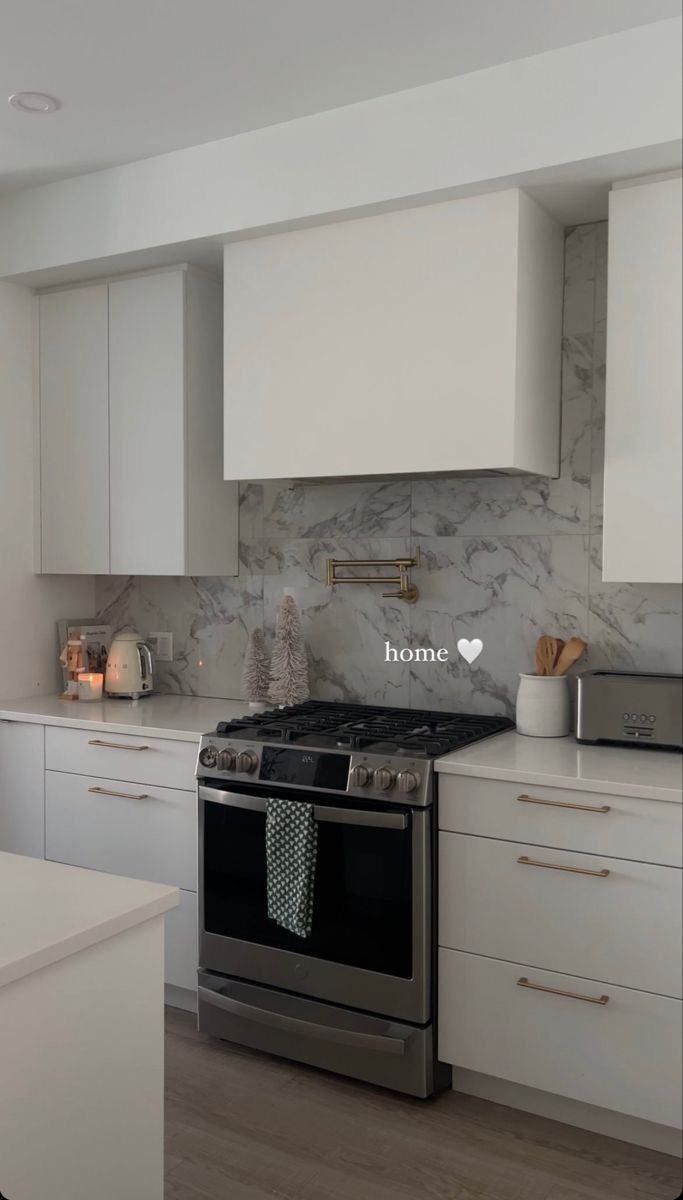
[198,786,407,830]
[198,987,410,1055]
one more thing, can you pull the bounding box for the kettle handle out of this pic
[137,641,153,682]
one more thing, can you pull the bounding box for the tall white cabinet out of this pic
[38,266,239,577]
[603,174,682,583]
[223,188,564,481]
[39,285,110,574]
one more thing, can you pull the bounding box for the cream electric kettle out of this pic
[105,631,155,698]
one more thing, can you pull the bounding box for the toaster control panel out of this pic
[576,671,682,751]
[622,712,656,739]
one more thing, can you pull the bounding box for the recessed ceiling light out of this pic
[8,92,61,114]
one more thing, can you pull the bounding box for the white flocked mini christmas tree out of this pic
[269,594,309,706]
[241,628,271,706]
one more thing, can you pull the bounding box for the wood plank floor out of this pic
[165,1008,682,1200]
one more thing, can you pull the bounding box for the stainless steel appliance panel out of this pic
[198,971,444,1098]
[198,785,431,1024]
[577,671,683,749]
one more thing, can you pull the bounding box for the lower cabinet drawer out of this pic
[438,774,682,867]
[45,770,197,891]
[45,724,197,792]
[165,890,198,992]
[440,832,682,997]
[439,948,683,1128]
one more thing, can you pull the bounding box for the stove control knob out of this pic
[216,748,236,772]
[349,764,372,788]
[374,767,396,791]
[396,770,420,794]
[199,745,219,768]
[236,750,259,774]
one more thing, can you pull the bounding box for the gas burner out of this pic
[215,701,513,760]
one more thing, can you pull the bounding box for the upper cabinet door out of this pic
[39,286,109,573]
[108,272,186,575]
[603,176,683,583]
[223,189,564,481]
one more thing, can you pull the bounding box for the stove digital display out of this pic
[259,747,349,790]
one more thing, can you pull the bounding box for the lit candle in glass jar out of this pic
[77,673,104,702]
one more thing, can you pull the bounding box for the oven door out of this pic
[198,783,431,1024]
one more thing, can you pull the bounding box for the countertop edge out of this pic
[0,708,204,741]
[0,887,179,991]
[435,758,682,803]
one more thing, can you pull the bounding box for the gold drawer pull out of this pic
[517,855,610,878]
[517,977,609,1005]
[88,739,149,751]
[517,793,610,813]
[89,785,150,801]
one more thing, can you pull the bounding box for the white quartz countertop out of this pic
[0,852,178,989]
[0,693,251,741]
[435,730,682,802]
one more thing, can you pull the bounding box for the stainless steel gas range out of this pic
[195,701,513,1097]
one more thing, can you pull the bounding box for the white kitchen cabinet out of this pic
[438,774,683,867]
[603,174,682,582]
[38,285,110,574]
[440,832,682,997]
[37,267,238,576]
[437,752,683,1141]
[439,949,682,1129]
[0,721,44,858]
[45,770,197,892]
[223,188,564,480]
[45,723,197,791]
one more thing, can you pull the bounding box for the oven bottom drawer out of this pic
[198,971,449,1098]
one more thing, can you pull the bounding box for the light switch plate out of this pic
[148,632,173,662]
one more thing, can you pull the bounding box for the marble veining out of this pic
[95,222,682,713]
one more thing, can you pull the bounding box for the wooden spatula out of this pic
[553,636,587,676]
[535,635,561,676]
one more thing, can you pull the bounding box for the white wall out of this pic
[0,281,94,699]
[0,18,680,280]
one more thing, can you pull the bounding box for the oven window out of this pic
[202,797,413,978]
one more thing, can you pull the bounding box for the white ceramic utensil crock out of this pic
[516,673,570,737]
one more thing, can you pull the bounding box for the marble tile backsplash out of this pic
[96,222,682,716]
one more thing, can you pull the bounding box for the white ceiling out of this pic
[1,0,680,195]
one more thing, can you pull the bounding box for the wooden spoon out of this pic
[535,635,561,676]
[553,636,587,676]
[551,638,565,672]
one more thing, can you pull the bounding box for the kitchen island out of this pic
[0,852,178,1200]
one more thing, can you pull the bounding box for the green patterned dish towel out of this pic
[266,797,318,938]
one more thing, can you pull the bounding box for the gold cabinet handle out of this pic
[517,977,609,1005]
[88,739,149,751]
[517,855,610,878]
[88,785,150,801]
[517,793,610,813]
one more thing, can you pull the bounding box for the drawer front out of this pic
[440,833,682,997]
[438,774,682,866]
[45,770,196,891]
[165,890,198,992]
[439,948,683,1127]
[45,724,197,791]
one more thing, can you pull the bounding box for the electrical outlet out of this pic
[149,632,173,662]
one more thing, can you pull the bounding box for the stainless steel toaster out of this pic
[576,670,683,750]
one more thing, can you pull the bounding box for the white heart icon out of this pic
[457,637,483,665]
